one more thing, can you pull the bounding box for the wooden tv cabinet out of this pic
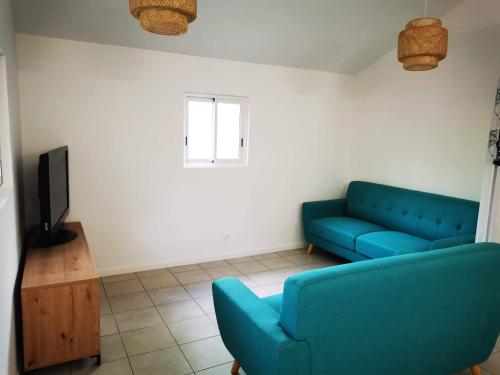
[21,222,100,371]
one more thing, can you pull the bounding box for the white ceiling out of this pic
[13,0,464,74]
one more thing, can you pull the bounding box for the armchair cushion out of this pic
[356,231,431,258]
[309,216,385,250]
[263,294,283,313]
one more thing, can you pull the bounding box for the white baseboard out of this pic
[97,242,306,276]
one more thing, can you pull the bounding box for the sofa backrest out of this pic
[279,242,500,375]
[345,181,479,240]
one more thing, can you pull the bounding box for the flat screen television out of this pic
[35,146,77,247]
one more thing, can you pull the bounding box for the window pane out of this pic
[187,99,213,160]
[216,102,241,160]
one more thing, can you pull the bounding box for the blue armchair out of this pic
[213,242,500,375]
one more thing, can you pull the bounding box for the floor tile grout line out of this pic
[151,292,197,374]
[148,292,193,306]
[184,282,213,299]
[124,274,169,375]
[169,271,235,371]
[121,330,223,360]
[170,267,214,287]
[107,292,154,315]
[105,299,216,328]
[142,273,230,373]
[177,335,229,373]
[123,341,179,360]
[101,275,139,285]
[116,318,206,361]
[69,357,133,375]
[135,272,207,373]
[109,314,127,375]
[99,279,110,300]
[106,321,171,337]
[192,360,236,374]
[88,306,125,374]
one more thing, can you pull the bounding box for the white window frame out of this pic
[184,93,249,168]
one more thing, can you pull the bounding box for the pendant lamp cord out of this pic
[423,0,428,17]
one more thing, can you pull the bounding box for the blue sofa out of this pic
[302,181,479,261]
[213,242,500,375]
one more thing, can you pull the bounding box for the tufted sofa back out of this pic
[279,242,500,374]
[345,181,479,241]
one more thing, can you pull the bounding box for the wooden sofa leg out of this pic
[469,365,481,375]
[231,361,240,374]
[307,244,314,254]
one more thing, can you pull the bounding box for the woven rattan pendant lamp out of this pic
[129,0,197,36]
[397,0,448,71]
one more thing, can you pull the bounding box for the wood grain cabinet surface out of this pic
[21,222,100,371]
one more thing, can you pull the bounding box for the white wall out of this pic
[17,34,353,275]
[0,0,23,374]
[350,23,500,201]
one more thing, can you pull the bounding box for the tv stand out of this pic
[32,228,77,248]
[21,222,100,371]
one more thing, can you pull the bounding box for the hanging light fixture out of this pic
[129,0,197,36]
[397,0,448,71]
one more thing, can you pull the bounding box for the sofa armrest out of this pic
[212,278,310,375]
[302,198,346,243]
[430,234,476,250]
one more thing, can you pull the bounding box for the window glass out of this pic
[187,99,213,160]
[216,102,241,160]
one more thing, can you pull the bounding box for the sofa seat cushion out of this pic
[262,294,282,313]
[356,231,431,259]
[309,217,386,250]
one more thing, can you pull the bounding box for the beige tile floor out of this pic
[31,247,500,375]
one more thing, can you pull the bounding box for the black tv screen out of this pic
[38,146,70,239]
